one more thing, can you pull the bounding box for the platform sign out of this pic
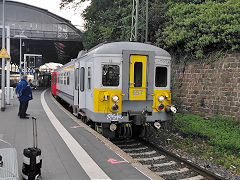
[18,68,35,74]
[0,48,10,59]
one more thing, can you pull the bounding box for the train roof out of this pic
[81,41,171,58]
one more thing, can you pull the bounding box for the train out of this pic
[51,41,176,139]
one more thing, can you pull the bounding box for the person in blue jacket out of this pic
[16,75,33,119]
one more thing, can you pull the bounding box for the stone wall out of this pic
[172,53,240,121]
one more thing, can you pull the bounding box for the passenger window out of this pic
[53,75,56,84]
[64,72,67,85]
[67,72,70,85]
[134,62,142,87]
[102,65,119,86]
[75,68,79,90]
[88,67,91,89]
[155,67,167,87]
[80,67,85,92]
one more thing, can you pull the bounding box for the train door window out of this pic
[87,67,91,89]
[155,66,167,87]
[102,65,119,86]
[64,72,67,85]
[80,67,85,92]
[53,75,56,84]
[134,62,142,87]
[75,68,79,90]
[67,72,70,85]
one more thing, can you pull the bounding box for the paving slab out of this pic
[0,89,154,180]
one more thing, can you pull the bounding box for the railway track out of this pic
[112,139,222,180]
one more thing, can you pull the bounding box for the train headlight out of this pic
[158,104,165,111]
[112,95,119,103]
[158,95,165,102]
[111,104,119,112]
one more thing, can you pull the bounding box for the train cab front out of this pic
[93,64,123,139]
[93,52,176,139]
[120,52,177,137]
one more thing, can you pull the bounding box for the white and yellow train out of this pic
[51,41,176,139]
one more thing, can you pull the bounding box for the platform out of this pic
[0,89,161,180]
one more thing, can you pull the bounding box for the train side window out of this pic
[53,75,56,84]
[88,67,91,89]
[75,68,79,90]
[67,72,70,85]
[155,67,167,87]
[134,62,142,87]
[64,72,67,85]
[80,67,85,92]
[102,65,119,86]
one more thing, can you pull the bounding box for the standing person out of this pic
[16,75,33,119]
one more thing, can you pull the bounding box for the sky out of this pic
[12,0,91,30]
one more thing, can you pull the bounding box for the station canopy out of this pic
[0,0,83,67]
[39,62,62,73]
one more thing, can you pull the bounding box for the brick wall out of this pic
[172,53,240,121]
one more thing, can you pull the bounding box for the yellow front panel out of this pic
[93,89,122,113]
[152,89,171,112]
[129,55,147,100]
[129,88,146,100]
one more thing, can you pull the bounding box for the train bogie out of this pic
[52,42,176,139]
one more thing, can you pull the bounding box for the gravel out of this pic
[144,127,240,180]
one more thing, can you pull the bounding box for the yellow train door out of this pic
[129,55,147,100]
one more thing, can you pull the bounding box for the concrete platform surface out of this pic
[0,89,160,180]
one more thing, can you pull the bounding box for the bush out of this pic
[174,113,240,152]
[156,0,240,59]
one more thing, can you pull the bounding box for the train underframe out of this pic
[77,110,170,139]
[55,97,173,139]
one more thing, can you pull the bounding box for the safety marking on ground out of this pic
[41,90,110,180]
[108,158,128,164]
[70,125,81,129]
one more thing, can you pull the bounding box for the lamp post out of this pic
[14,34,27,72]
[1,0,6,111]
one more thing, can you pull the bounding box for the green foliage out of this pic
[156,0,240,59]
[174,114,240,152]
[81,0,131,49]
[61,0,240,58]
[205,50,224,65]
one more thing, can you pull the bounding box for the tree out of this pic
[61,0,240,59]
[155,0,240,59]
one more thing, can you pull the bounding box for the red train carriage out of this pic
[51,72,57,96]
